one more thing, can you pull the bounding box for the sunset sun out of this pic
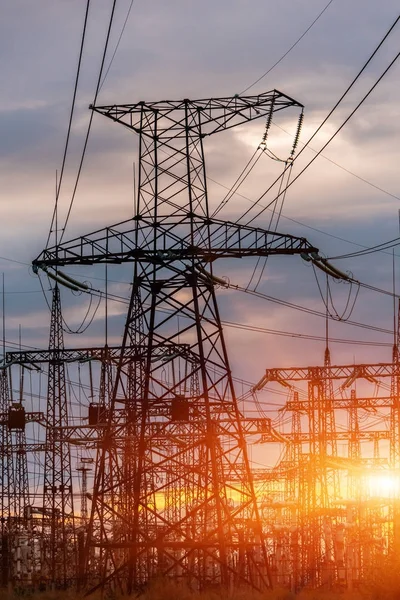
[368,473,400,498]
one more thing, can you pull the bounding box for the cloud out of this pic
[1,0,400,420]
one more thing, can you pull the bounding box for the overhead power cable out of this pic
[240,0,335,94]
[211,148,262,218]
[207,175,400,257]
[272,121,400,203]
[0,290,41,295]
[222,320,391,347]
[246,160,293,290]
[327,237,400,260]
[229,282,396,335]
[35,269,398,345]
[98,0,136,91]
[243,46,400,226]
[83,276,397,337]
[58,0,118,245]
[312,264,360,322]
[238,14,400,225]
[45,0,91,249]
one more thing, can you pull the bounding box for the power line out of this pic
[222,319,391,347]
[0,256,33,266]
[31,271,398,350]
[240,0,335,94]
[328,238,400,260]
[244,45,400,226]
[238,14,400,225]
[211,148,262,218]
[246,160,293,291]
[45,0,91,249]
[271,120,400,203]
[206,172,400,256]
[98,0,136,91]
[0,290,42,295]
[71,277,396,339]
[58,0,118,245]
[229,282,395,336]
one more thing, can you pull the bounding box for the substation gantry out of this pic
[0,285,77,590]
[30,91,323,594]
[251,345,400,591]
[0,365,46,588]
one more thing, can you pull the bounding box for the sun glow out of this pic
[367,473,400,498]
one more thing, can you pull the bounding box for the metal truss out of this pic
[253,350,400,590]
[31,91,315,594]
[33,218,317,268]
[4,343,193,370]
[0,370,13,587]
[90,91,303,137]
[0,364,34,587]
[254,362,397,387]
[42,286,75,588]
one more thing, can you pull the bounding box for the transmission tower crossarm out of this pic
[90,90,303,139]
[33,217,318,268]
[0,443,47,453]
[4,343,192,367]
[253,362,395,388]
[286,395,394,409]
[255,430,390,443]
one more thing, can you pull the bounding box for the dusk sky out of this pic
[1,0,400,402]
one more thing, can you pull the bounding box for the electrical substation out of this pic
[2,7,400,597]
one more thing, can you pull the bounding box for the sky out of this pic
[1,0,400,427]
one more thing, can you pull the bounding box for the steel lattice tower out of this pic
[42,285,75,587]
[390,301,400,553]
[77,458,93,526]
[12,365,30,532]
[33,91,319,593]
[348,389,361,501]
[390,301,400,468]
[9,390,30,585]
[0,369,13,588]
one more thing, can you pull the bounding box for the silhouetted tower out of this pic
[33,91,319,593]
[77,458,93,526]
[303,356,338,586]
[390,300,400,552]
[87,353,116,588]
[77,457,93,589]
[0,369,13,588]
[0,278,13,588]
[8,395,30,585]
[283,390,302,591]
[12,363,30,531]
[284,391,302,501]
[42,285,75,587]
[323,343,339,500]
[348,389,361,498]
[390,300,400,468]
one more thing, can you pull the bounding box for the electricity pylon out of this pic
[0,369,13,588]
[42,285,75,588]
[33,91,319,593]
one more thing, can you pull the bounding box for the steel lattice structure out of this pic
[252,346,400,590]
[0,86,397,596]
[32,90,318,594]
[42,286,75,587]
[0,370,13,587]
